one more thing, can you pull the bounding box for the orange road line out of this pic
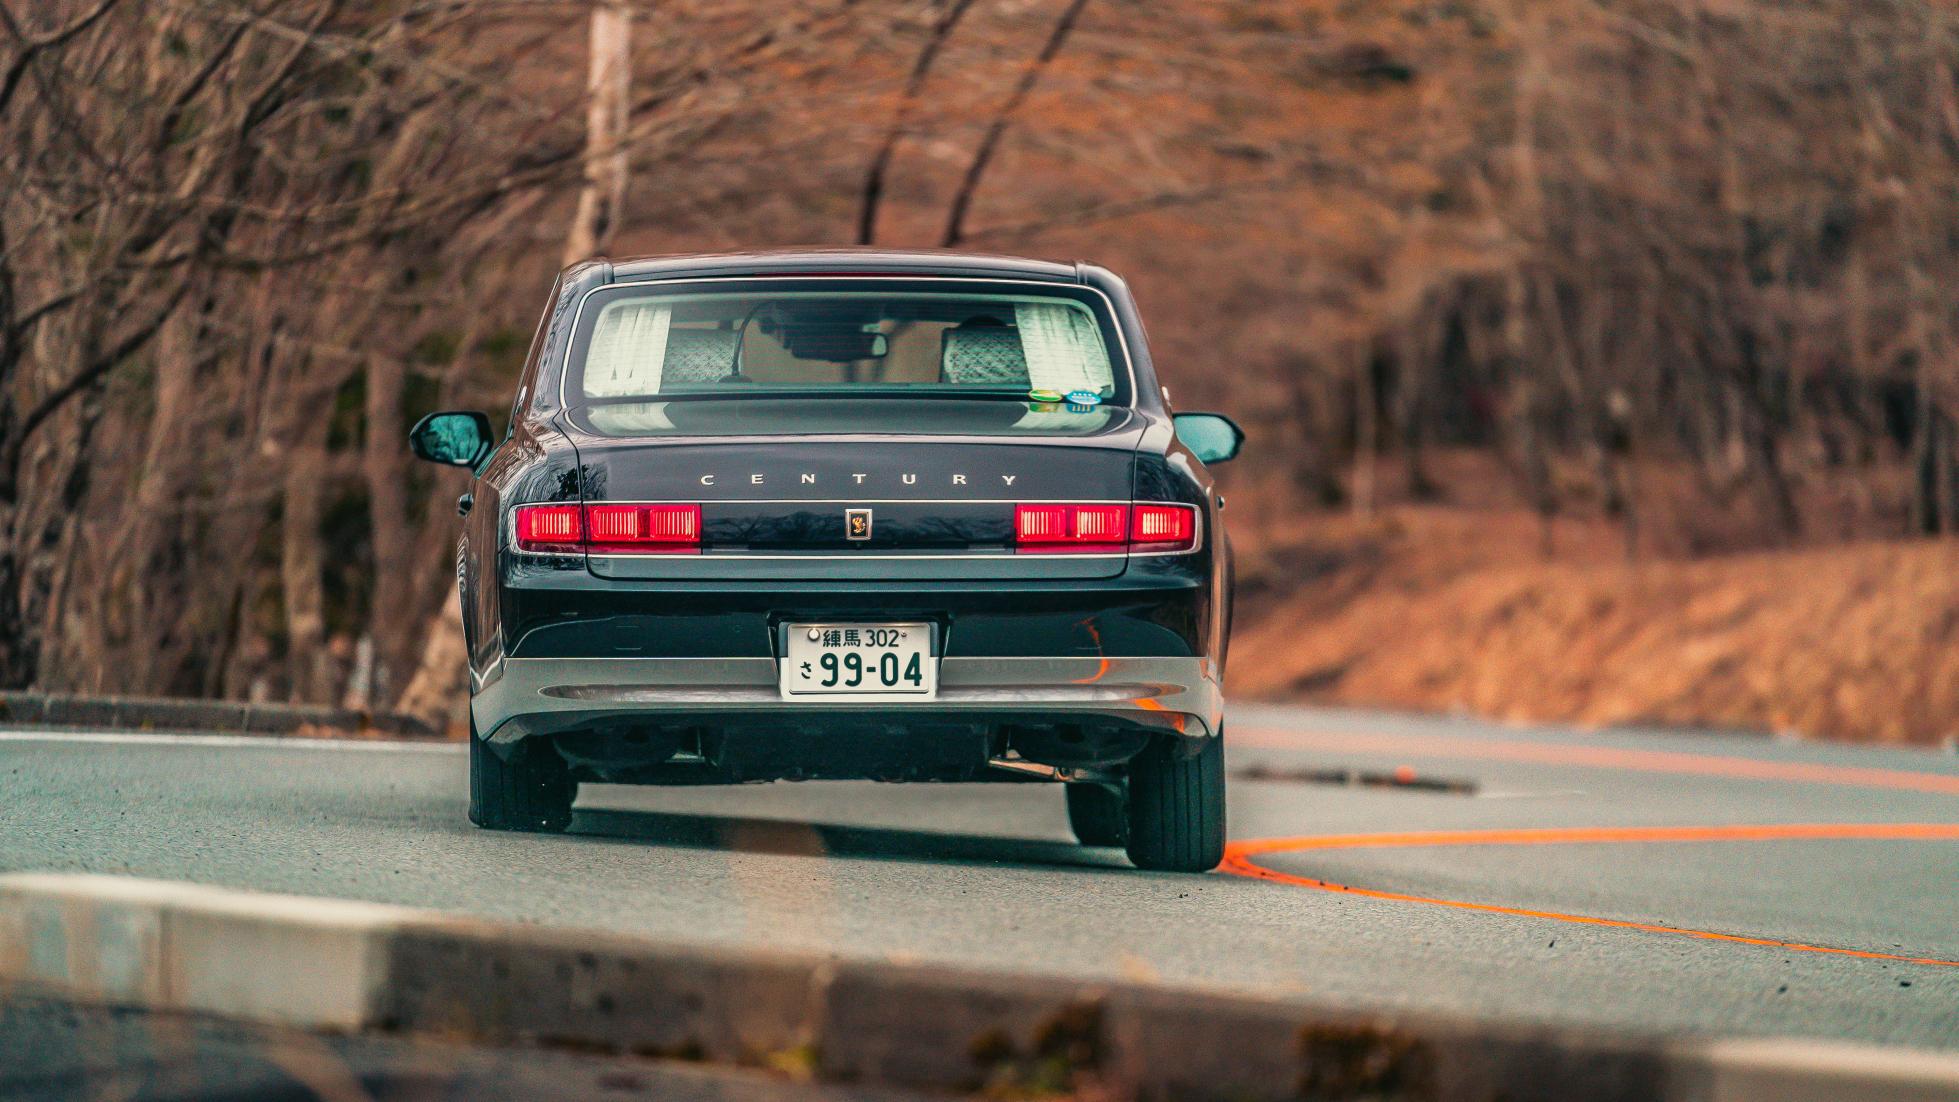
[1221,822,1959,968]
[1231,727,1959,796]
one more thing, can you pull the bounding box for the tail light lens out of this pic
[585,503,700,553]
[1014,504,1127,550]
[514,503,701,555]
[516,502,1191,556]
[1012,502,1198,554]
[1130,504,1198,552]
[514,504,583,554]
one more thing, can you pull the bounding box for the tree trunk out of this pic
[0,216,26,688]
[394,577,468,735]
[34,388,109,692]
[282,420,333,703]
[127,290,203,690]
[395,0,632,729]
[363,350,412,699]
[1351,349,1377,521]
[563,0,631,264]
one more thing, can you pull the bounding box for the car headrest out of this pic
[941,326,1028,386]
[664,329,739,384]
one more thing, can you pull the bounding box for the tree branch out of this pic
[961,163,1327,243]
[857,0,978,245]
[0,0,120,117]
[940,0,1091,248]
[11,283,191,459]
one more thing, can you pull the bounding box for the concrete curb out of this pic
[3,874,1954,1101]
[0,873,415,1030]
[0,691,440,739]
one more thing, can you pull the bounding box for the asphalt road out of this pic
[3,703,1956,1052]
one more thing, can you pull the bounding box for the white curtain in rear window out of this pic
[1014,303,1113,394]
[584,302,672,397]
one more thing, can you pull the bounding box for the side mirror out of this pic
[1172,412,1244,465]
[409,410,494,469]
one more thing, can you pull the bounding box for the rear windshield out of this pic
[566,288,1121,403]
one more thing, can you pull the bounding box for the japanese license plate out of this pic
[780,622,936,700]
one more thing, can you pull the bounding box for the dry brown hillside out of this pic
[1231,496,1959,747]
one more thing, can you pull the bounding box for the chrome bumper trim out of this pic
[473,656,1220,743]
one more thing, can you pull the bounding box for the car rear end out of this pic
[467,266,1228,869]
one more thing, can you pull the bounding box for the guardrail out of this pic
[3,873,1954,1102]
[0,691,441,739]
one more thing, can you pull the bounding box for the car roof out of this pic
[604,248,1085,285]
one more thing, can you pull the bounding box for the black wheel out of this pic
[1124,731,1225,872]
[468,722,574,833]
[1065,782,1127,847]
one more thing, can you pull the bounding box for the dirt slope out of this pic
[1229,509,1959,747]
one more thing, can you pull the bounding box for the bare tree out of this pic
[565,0,633,263]
[857,0,978,245]
[397,0,636,730]
[940,0,1092,247]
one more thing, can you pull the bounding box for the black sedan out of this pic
[409,250,1243,871]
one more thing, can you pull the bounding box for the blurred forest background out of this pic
[3,0,1957,744]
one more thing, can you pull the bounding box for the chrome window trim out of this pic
[546,428,1141,448]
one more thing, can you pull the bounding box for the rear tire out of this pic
[469,722,574,833]
[1124,731,1225,872]
[1065,783,1127,847]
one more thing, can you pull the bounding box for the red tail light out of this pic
[1013,504,1125,551]
[586,503,701,553]
[514,504,583,554]
[1012,502,1199,554]
[1014,505,1063,542]
[515,503,701,555]
[1130,503,1198,552]
[1014,504,1125,550]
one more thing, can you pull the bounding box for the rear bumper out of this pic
[472,655,1221,744]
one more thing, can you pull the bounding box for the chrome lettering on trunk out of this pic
[692,472,1021,490]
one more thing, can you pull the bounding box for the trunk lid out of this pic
[557,398,1144,580]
